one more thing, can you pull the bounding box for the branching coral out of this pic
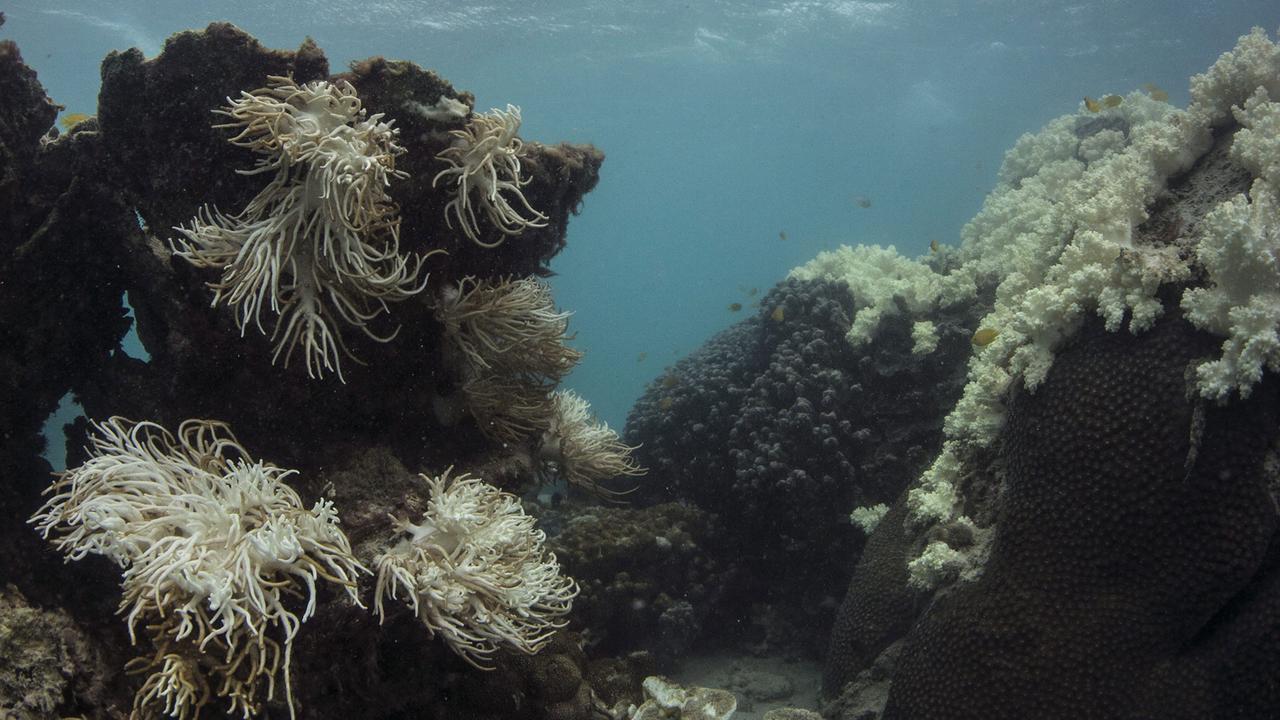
[788,244,976,347]
[432,104,548,247]
[29,417,365,720]
[373,468,577,668]
[173,75,435,381]
[1182,88,1280,401]
[543,389,645,495]
[435,276,582,444]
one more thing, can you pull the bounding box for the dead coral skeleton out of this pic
[373,468,578,669]
[435,276,582,444]
[173,75,436,381]
[543,389,645,496]
[29,417,365,720]
[433,104,549,247]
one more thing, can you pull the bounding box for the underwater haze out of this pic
[4,0,1278,430]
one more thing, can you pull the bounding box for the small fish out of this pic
[636,352,647,363]
[853,195,872,209]
[771,306,785,322]
[1142,83,1169,102]
[747,287,758,296]
[930,239,941,253]
[1102,94,1123,108]
[779,230,788,241]
[662,375,678,389]
[728,302,742,312]
[971,327,999,346]
[659,397,674,410]
[1083,96,1101,113]
[59,112,91,130]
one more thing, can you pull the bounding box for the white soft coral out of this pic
[1180,88,1280,401]
[173,75,432,381]
[433,104,548,247]
[374,468,577,668]
[30,417,364,719]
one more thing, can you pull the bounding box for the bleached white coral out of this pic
[173,75,433,381]
[911,320,938,355]
[907,443,964,525]
[544,389,645,494]
[996,114,1080,187]
[1232,87,1280,185]
[433,104,548,247]
[849,503,889,533]
[374,468,577,668]
[29,417,364,719]
[1179,54,1280,402]
[788,244,976,347]
[1180,91,1280,401]
[944,90,1201,445]
[906,540,967,590]
[1187,25,1280,128]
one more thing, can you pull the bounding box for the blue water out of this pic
[5,1,1277,431]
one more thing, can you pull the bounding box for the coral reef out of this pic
[545,502,733,659]
[883,311,1280,718]
[0,22,617,720]
[6,14,1280,720]
[818,26,1280,720]
[625,276,977,648]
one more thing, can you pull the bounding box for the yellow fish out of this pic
[771,306,785,322]
[747,287,758,296]
[1142,83,1169,102]
[59,112,91,130]
[971,328,999,346]
[728,302,742,312]
[930,239,941,253]
[779,231,788,241]
[1083,96,1101,113]
[662,375,678,389]
[636,352,647,363]
[1102,94,1123,108]
[659,397,674,410]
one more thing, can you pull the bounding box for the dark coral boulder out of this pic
[625,277,975,648]
[881,309,1280,719]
